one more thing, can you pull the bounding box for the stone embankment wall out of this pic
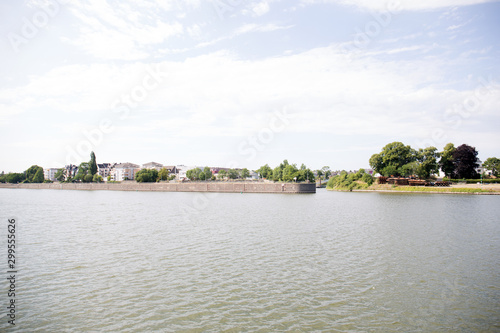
[0,182,316,194]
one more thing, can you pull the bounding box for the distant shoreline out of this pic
[0,182,316,194]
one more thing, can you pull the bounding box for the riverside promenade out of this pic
[0,182,316,194]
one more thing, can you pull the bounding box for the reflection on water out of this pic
[0,188,499,332]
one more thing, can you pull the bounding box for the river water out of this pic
[0,188,499,332]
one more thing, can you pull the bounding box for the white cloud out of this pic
[300,0,498,11]
[62,0,185,60]
[252,1,271,16]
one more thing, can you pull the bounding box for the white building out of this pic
[44,168,59,181]
[98,163,114,179]
[113,163,140,181]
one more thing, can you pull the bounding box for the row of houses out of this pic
[43,162,260,182]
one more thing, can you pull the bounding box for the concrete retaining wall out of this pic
[0,182,316,194]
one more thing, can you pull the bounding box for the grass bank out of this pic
[327,183,500,194]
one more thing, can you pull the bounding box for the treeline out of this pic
[0,165,47,184]
[369,142,499,179]
[256,160,315,182]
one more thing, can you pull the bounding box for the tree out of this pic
[228,169,239,179]
[203,167,212,181]
[158,168,170,181]
[272,166,282,181]
[439,143,456,178]
[186,168,202,180]
[25,165,44,183]
[93,174,103,183]
[6,173,25,184]
[135,169,159,182]
[218,169,227,180]
[33,168,44,183]
[452,144,479,179]
[483,157,500,177]
[55,168,66,182]
[257,164,272,179]
[240,168,250,179]
[89,151,98,176]
[283,164,299,182]
[75,162,89,182]
[369,142,417,177]
[321,166,331,179]
[415,146,440,179]
[84,174,94,183]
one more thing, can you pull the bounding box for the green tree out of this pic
[452,144,479,179]
[415,146,440,179]
[84,174,94,183]
[135,169,159,182]
[33,168,44,183]
[186,168,202,181]
[321,166,331,179]
[93,174,103,183]
[439,143,456,178]
[6,173,25,184]
[25,165,44,183]
[257,164,273,179]
[75,162,89,182]
[228,169,239,179]
[272,166,282,181]
[89,151,98,176]
[240,168,250,179]
[55,168,66,182]
[203,167,212,181]
[158,168,170,181]
[369,142,417,176]
[283,164,299,182]
[218,169,227,180]
[483,157,500,177]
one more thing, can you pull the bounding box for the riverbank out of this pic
[0,182,316,194]
[329,183,500,195]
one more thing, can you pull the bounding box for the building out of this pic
[164,166,178,175]
[65,164,78,179]
[98,163,114,179]
[113,163,140,181]
[142,162,163,170]
[44,168,59,181]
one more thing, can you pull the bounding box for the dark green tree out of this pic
[25,165,44,183]
[89,151,98,176]
[452,144,479,179]
[6,173,25,184]
[33,168,44,183]
[135,169,159,182]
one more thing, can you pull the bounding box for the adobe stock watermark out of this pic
[339,1,401,62]
[65,64,168,165]
[416,75,499,149]
[179,107,295,221]
[7,0,68,53]
[237,108,294,161]
[212,0,242,20]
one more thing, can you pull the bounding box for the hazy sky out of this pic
[1,0,499,173]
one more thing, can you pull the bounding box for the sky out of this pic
[1,0,499,173]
